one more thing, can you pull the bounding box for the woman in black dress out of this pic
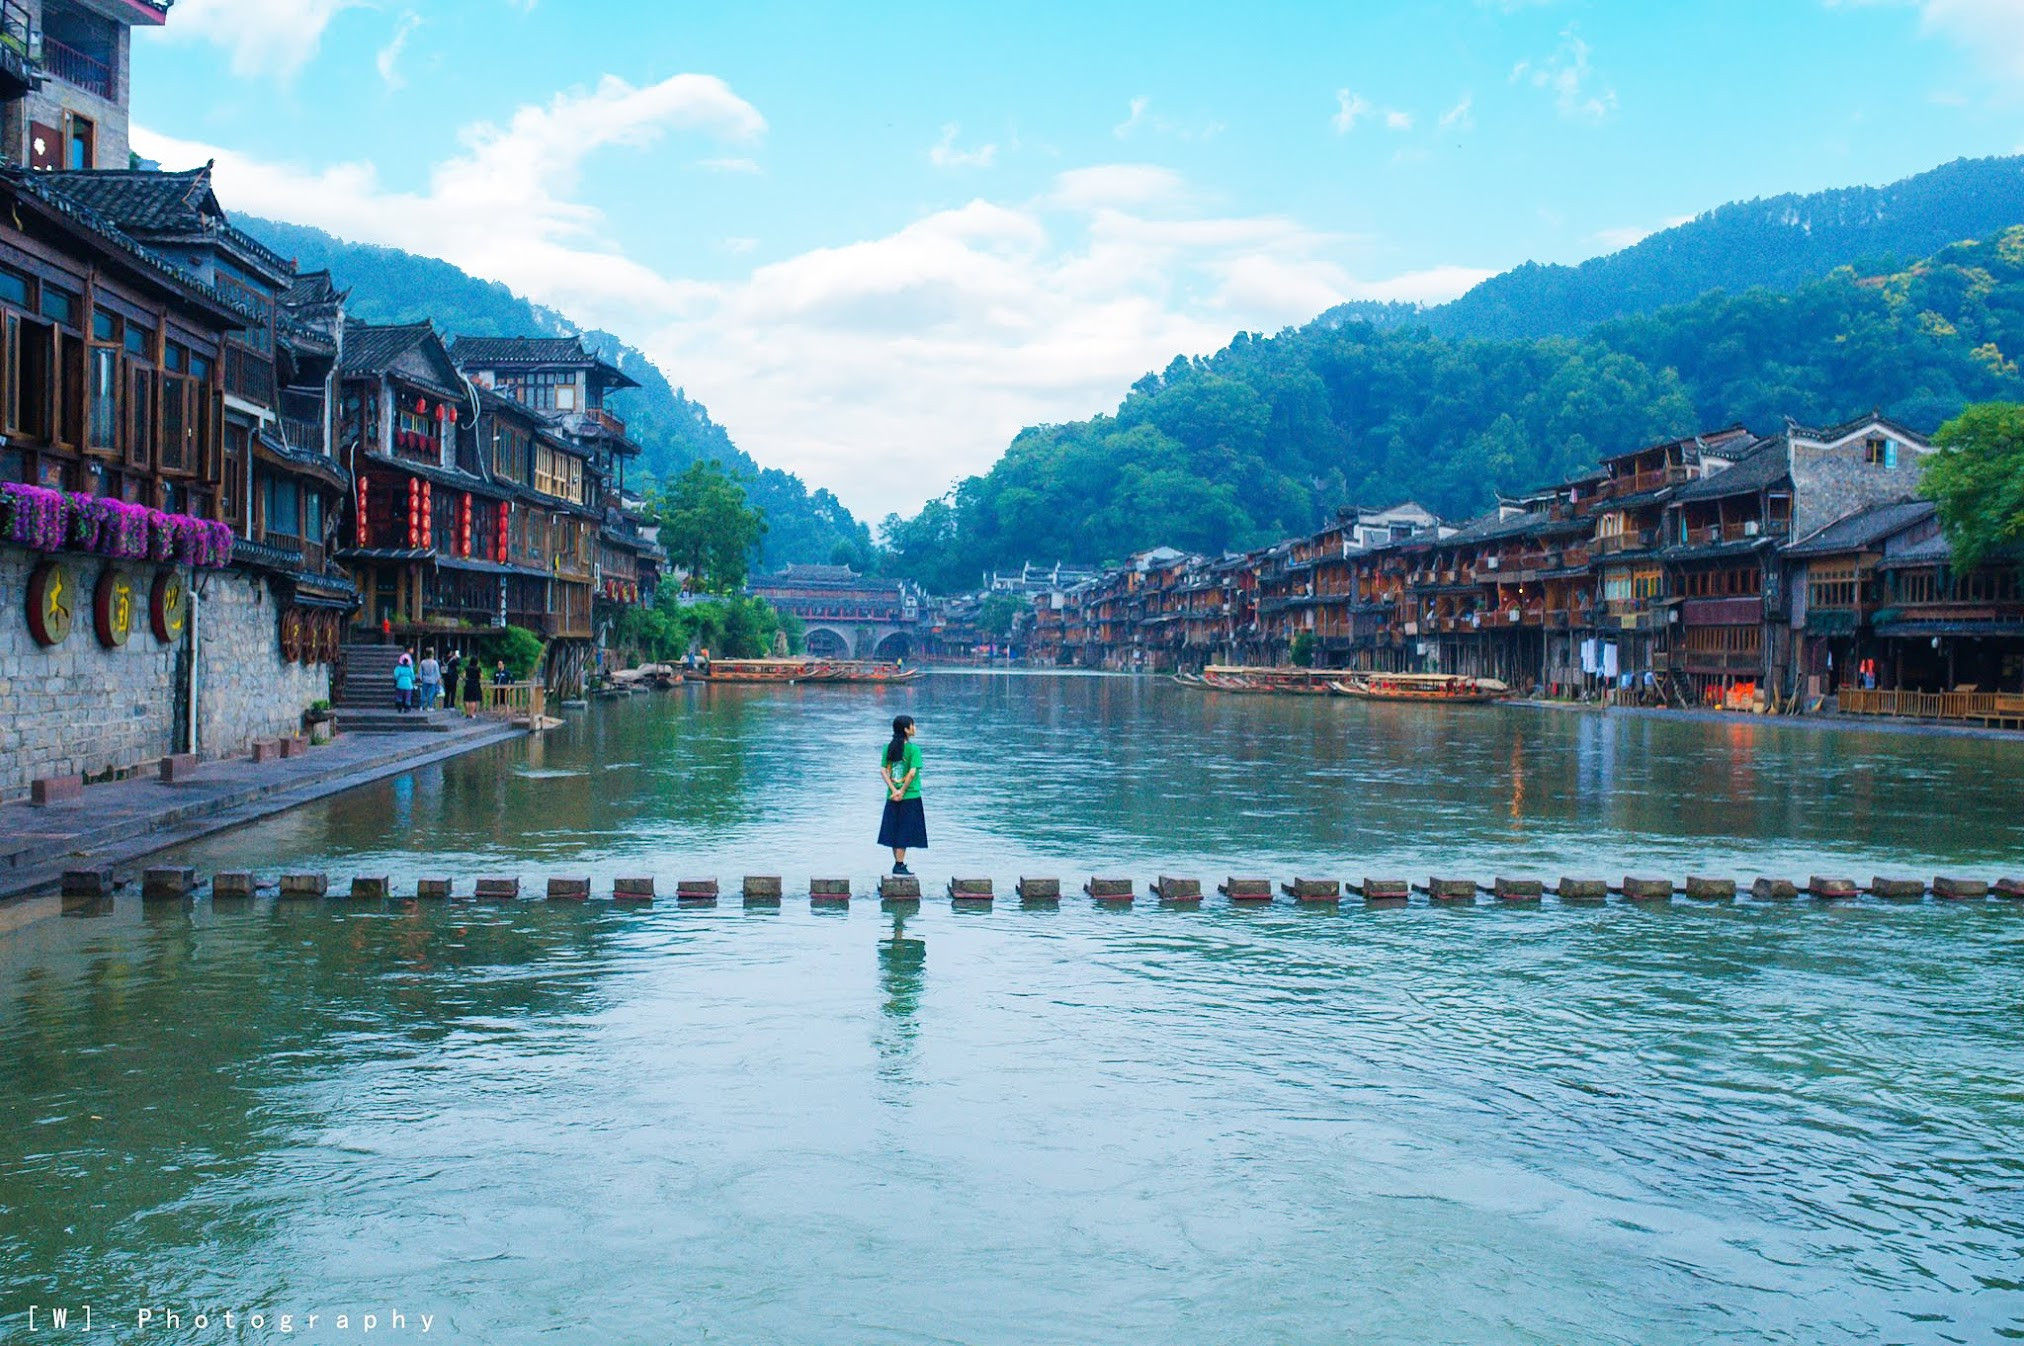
[876,715,927,875]
[461,656,484,719]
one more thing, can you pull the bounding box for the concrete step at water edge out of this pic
[333,710,457,734]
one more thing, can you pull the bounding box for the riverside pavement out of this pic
[0,713,524,905]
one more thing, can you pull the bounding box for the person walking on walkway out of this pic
[461,655,484,719]
[419,652,441,712]
[492,659,510,709]
[877,714,926,875]
[393,652,416,713]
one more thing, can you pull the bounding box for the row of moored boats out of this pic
[1174,666,1511,703]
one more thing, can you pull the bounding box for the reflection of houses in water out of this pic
[746,564,929,662]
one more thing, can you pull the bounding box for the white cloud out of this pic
[162,0,359,79]
[1111,96,1224,142]
[1114,96,1150,139]
[137,81,1478,520]
[928,124,997,170]
[1334,89,1415,134]
[1346,265,1493,304]
[1439,94,1476,131]
[1590,214,1694,251]
[1512,29,1617,122]
[375,12,420,90]
[1831,0,2024,77]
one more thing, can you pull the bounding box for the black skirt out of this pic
[878,797,928,849]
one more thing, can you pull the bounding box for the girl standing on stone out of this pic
[877,715,926,876]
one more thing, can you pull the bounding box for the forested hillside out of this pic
[882,228,2024,592]
[242,217,871,570]
[1325,155,2024,341]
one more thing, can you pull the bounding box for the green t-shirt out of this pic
[881,741,923,800]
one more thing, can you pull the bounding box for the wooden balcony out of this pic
[1594,530,1655,556]
[1683,522,1766,547]
[43,36,112,99]
[1599,465,1689,499]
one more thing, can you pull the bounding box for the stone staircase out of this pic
[335,645,454,734]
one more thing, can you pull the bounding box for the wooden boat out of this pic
[804,661,922,685]
[1328,672,1510,704]
[704,658,823,683]
[1198,665,1337,695]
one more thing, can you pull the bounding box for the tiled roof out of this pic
[1877,533,1954,568]
[1672,437,1789,502]
[40,165,219,232]
[1,170,244,324]
[341,321,433,374]
[450,336,594,366]
[1784,498,1936,557]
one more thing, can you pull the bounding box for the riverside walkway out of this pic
[0,715,523,905]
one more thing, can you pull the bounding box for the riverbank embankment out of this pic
[0,717,524,906]
[1508,698,2024,744]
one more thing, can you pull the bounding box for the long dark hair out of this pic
[885,715,914,766]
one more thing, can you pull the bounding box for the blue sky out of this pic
[136,0,2024,519]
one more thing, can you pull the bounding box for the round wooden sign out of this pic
[94,568,137,649]
[150,570,190,643]
[25,561,75,647]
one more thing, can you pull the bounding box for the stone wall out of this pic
[194,570,330,762]
[0,545,182,799]
[0,546,332,801]
[1790,431,1930,541]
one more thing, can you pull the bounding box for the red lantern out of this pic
[407,478,420,548]
[356,477,370,546]
[458,493,472,558]
[415,396,428,415]
[495,502,509,564]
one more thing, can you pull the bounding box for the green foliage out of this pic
[1289,632,1317,668]
[238,215,872,570]
[482,624,546,681]
[1925,402,2024,570]
[651,461,768,593]
[881,227,2024,592]
[615,590,799,663]
[1333,154,2024,341]
[978,592,1026,640]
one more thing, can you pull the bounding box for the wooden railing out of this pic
[1839,688,2008,721]
[484,680,548,721]
[43,36,112,98]
[1594,530,1655,555]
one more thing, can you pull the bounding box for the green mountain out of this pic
[883,227,2024,592]
[240,216,871,570]
[1326,154,2024,341]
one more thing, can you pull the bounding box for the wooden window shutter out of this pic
[28,122,60,171]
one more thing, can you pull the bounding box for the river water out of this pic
[2,672,2020,1344]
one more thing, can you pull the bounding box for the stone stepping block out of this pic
[1424,877,1478,903]
[1219,878,1273,903]
[279,736,309,759]
[1554,878,1609,903]
[1086,877,1134,904]
[948,878,993,904]
[159,753,199,784]
[1016,877,1059,904]
[1356,879,1412,904]
[1751,877,1799,901]
[744,876,785,905]
[878,875,922,902]
[1807,876,1860,900]
[1620,876,1674,904]
[1933,877,1988,901]
[1153,876,1203,905]
[1869,876,1926,901]
[142,867,198,901]
[547,877,591,903]
[1284,878,1342,904]
[810,878,852,906]
[211,872,258,900]
[474,877,521,901]
[613,877,655,905]
[678,879,720,906]
[349,876,391,901]
[1996,878,2024,900]
[251,739,284,764]
[416,878,454,901]
[1491,877,1545,903]
[279,873,329,898]
[1683,876,1736,902]
[61,868,115,899]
